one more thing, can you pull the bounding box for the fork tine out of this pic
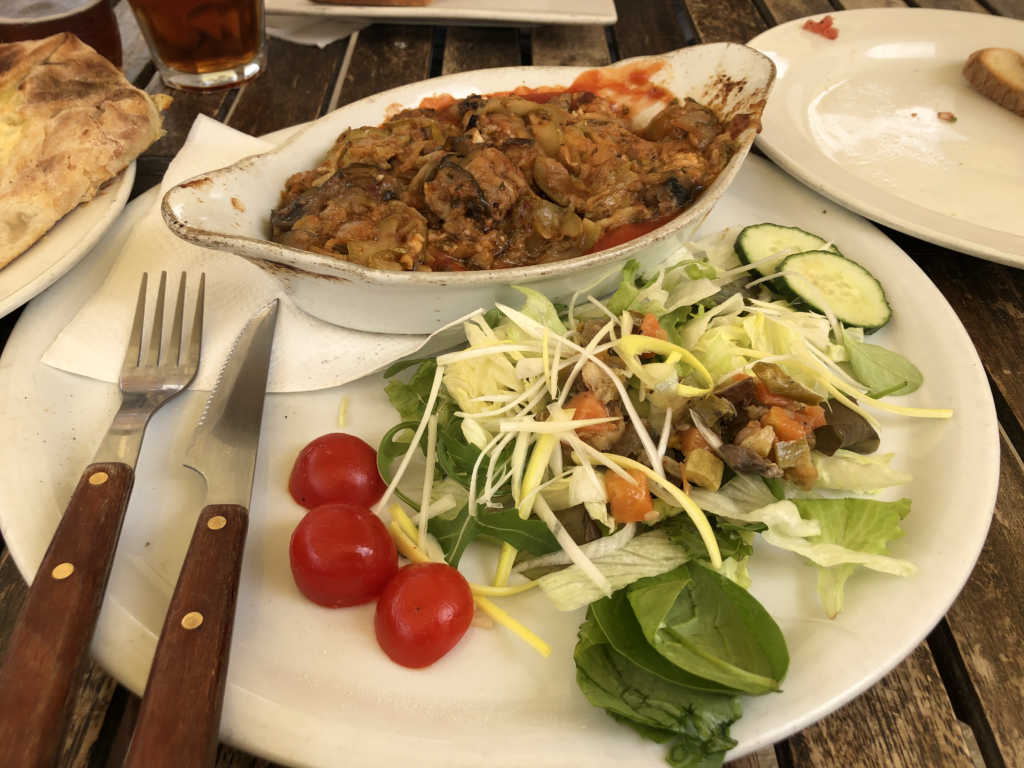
[183,273,205,373]
[145,272,167,367]
[166,272,187,366]
[122,273,148,373]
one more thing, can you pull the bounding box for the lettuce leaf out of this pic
[384,359,456,428]
[534,530,689,611]
[791,497,915,618]
[812,450,912,492]
[511,285,567,336]
[607,259,644,316]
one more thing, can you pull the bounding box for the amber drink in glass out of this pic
[126,0,265,91]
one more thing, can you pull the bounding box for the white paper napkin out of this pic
[266,15,367,48]
[42,115,454,393]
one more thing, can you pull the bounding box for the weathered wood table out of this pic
[1,0,1023,766]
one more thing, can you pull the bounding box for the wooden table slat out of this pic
[833,0,908,9]
[756,0,833,25]
[226,37,350,136]
[334,25,435,111]
[530,25,611,68]
[612,0,689,59]
[914,0,990,11]
[441,26,521,76]
[682,0,769,44]
[941,436,1024,768]
[782,643,975,768]
[984,0,1024,18]
[143,74,231,158]
[113,0,150,87]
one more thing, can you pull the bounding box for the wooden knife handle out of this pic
[124,504,249,768]
[0,462,135,768]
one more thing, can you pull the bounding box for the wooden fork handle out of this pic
[0,462,134,768]
[125,504,249,768]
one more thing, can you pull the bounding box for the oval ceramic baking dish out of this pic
[162,43,775,334]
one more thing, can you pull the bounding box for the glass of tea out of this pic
[126,0,266,91]
[0,0,123,67]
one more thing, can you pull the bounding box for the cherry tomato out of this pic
[289,503,398,607]
[289,433,387,509]
[374,562,474,668]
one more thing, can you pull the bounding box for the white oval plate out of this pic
[0,163,135,319]
[0,147,997,766]
[749,9,1024,267]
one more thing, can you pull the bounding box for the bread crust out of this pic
[0,33,165,269]
[963,47,1024,119]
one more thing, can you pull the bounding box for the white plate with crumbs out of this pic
[749,9,1024,266]
[0,122,998,768]
[0,163,134,319]
[266,0,617,26]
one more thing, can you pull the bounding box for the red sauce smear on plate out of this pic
[803,15,838,39]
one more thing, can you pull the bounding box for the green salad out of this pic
[374,223,952,768]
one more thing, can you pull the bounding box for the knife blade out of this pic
[124,300,279,768]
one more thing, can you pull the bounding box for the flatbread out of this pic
[0,33,164,269]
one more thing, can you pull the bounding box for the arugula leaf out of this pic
[763,477,786,501]
[627,564,782,694]
[656,514,753,562]
[792,497,913,618]
[607,259,643,315]
[844,336,922,397]
[381,357,432,379]
[376,421,425,510]
[428,506,559,568]
[574,617,741,768]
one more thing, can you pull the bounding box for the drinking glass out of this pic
[126,0,266,91]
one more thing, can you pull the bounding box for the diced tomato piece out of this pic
[606,468,654,523]
[640,313,669,342]
[565,391,620,436]
[762,406,807,443]
[792,405,827,432]
[753,379,798,408]
[638,314,669,359]
[679,426,712,456]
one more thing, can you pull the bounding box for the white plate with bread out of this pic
[0,33,164,318]
[748,8,1024,267]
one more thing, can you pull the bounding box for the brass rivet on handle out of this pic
[207,516,227,530]
[89,472,109,486]
[51,562,74,580]
[181,612,204,630]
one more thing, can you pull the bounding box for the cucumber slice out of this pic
[736,224,839,280]
[776,250,892,332]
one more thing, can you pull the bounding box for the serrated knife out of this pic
[124,300,279,768]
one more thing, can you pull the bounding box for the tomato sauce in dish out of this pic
[584,211,683,255]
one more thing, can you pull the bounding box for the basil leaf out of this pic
[428,506,559,568]
[627,564,781,694]
[574,617,741,768]
[591,590,732,691]
[844,336,922,397]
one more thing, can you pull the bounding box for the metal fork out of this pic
[0,272,205,768]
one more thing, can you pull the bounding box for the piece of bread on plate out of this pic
[963,47,1024,118]
[0,33,165,270]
